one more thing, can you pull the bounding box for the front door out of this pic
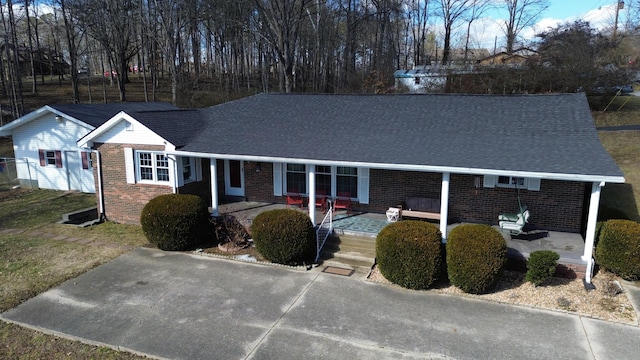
[224,160,245,197]
[65,150,82,191]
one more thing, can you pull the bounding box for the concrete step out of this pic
[319,234,376,269]
[322,235,375,255]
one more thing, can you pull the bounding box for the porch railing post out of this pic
[440,172,450,242]
[308,164,316,225]
[210,158,218,216]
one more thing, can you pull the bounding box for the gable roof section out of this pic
[0,102,178,136]
[78,109,206,149]
[180,93,623,182]
[49,102,178,127]
[127,109,206,147]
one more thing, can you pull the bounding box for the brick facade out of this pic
[96,153,587,232]
[245,167,587,232]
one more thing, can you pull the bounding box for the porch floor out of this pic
[216,201,586,268]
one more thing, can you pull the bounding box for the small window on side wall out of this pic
[38,149,62,168]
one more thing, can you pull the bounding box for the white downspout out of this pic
[582,181,604,285]
[440,172,450,242]
[92,150,105,221]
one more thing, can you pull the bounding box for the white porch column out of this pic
[440,172,450,242]
[582,181,604,284]
[210,159,219,216]
[308,165,316,225]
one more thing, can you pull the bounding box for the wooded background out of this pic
[1,0,639,119]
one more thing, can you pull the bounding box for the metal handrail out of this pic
[315,202,333,262]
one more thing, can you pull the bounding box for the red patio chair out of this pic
[286,188,304,209]
[315,189,328,212]
[333,191,352,213]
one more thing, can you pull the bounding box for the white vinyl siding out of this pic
[10,112,95,192]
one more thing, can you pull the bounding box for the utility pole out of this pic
[613,0,624,42]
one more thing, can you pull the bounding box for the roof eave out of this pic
[166,150,625,184]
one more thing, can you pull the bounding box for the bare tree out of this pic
[408,0,430,66]
[437,0,473,65]
[254,0,311,93]
[59,0,85,103]
[502,0,549,53]
[2,0,25,117]
[462,0,490,63]
[73,0,139,101]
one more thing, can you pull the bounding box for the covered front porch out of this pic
[216,201,588,277]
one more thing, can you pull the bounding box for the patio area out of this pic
[216,201,587,274]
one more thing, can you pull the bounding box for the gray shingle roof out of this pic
[50,102,178,127]
[128,109,206,148]
[179,93,622,180]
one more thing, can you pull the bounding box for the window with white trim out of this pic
[497,176,527,189]
[316,165,331,195]
[137,151,170,183]
[286,164,306,193]
[44,151,57,166]
[38,149,62,168]
[336,166,358,197]
[182,156,194,182]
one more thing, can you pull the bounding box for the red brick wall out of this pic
[448,174,585,232]
[94,151,586,232]
[94,143,173,224]
[245,167,585,232]
[245,162,279,202]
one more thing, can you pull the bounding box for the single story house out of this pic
[76,93,622,283]
[0,102,177,192]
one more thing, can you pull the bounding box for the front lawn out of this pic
[0,188,148,359]
[599,130,640,221]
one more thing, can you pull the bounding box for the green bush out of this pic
[251,209,315,265]
[526,250,559,286]
[375,221,442,290]
[447,224,507,294]
[140,194,211,251]
[596,219,640,280]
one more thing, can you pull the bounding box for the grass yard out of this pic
[0,189,149,358]
[592,94,640,127]
[599,130,640,221]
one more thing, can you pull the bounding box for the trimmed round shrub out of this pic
[447,224,507,294]
[376,221,442,290]
[596,219,640,280]
[251,209,315,265]
[140,194,211,251]
[526,250,559,286]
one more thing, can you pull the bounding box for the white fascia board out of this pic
[0,106,93,136]
[165,150,626,184]
[78,111,173,149]
[78,110,128,147]
[45,106,94,130]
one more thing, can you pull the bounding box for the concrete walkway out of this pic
[2,248,640,360]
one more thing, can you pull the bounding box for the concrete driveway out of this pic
[2,247,640,360]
